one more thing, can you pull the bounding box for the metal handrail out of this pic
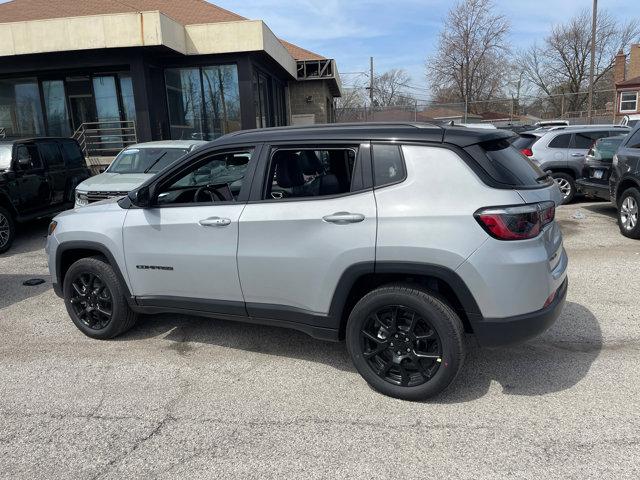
[72,120,138,160]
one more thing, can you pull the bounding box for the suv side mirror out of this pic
[128,186,152,208]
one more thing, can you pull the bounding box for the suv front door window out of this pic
[122,147,257,312]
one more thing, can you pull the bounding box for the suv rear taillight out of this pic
[520,148,533,157]
[474,201,555,241]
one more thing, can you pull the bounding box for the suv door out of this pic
[60,140,90,204]
[237,143,376,327]
[122,146,259,315]
[12,143,48,216]
[38,141,66,206]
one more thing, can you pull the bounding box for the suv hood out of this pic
[76,172,153,192]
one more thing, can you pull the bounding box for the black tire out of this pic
[63,256,137,339]
[551,172,576,204]
[0,207,16,254]
[617,187,640,239]
[346,284,465,401]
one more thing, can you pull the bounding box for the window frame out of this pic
[248,141,372,203]
[620,91,638,113]
[547,133,572,149]
[371,142,408,189]
[147,144,261,208]
[13,143,44,171]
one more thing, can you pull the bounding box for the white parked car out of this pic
[74,140,207,207]
[620,114,640,128]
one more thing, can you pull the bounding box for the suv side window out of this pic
[39,142,64,168]
[60,141,85,168]
[626,129,640,149]
[264,147,358,200]
[573,131,609,149]
[372,144,406,187]
[15,144,43,170]
[548,134,571,148]
[156,149,252,205]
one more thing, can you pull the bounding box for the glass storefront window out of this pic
[253,72,272,129]
[42,80,72,137]
[0,78,45,137]
[119,75,136,122]
[166,68,205,140]
[202,65,241,138]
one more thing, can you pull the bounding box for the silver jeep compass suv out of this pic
[46,123,568,400]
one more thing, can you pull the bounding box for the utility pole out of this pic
[587,0,597,125]
[369,57,374,106]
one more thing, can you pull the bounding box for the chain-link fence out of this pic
[335,89,621,127]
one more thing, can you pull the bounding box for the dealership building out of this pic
[0,0,341,158]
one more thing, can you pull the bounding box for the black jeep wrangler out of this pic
[0,138,91,253]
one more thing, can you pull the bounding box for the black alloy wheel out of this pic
[361,305,442,387]
[68,272,114,330]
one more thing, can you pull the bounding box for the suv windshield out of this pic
[0,145,12,170]
[108,147,188,174]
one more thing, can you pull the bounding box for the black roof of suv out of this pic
[215,123,515,148]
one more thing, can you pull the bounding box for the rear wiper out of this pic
[143,152,168,174]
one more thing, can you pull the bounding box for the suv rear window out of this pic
[511,134,540,150]
[471,139,548,188]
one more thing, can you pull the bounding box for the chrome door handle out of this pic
[322,212,365,224]
[571,153,585,157]
[199,217,231,227]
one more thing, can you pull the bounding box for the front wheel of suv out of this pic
[63,256,137,339]
[551,172,576,204]
[0,207,16,254]
[346,285,465,401]
[618,187,640,239]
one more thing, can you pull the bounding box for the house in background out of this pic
[614,45,640,120]
[0,0,341,161]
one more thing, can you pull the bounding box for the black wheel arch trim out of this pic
[328,261,482,330]
[55,240,134,304]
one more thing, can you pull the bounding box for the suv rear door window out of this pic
[372,144,405,187]
[265,148,357,200]
[39,142,64,167]
[61,141,85,168]
[573,131,609,149]
[548,134,571,148]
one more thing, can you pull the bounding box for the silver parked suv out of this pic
[46,124,568,400]
[513,125,630,203]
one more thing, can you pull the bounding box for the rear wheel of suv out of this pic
[0,207,15,254]
[551,172,575,204]
[618,187,640,239]
[63,257,137,339]
[346,284,465,401]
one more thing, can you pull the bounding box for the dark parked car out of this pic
[0,137,90,253]
[610,126,640,239]
[576,136,627,201]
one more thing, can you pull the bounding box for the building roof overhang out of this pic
[0,11,298,77]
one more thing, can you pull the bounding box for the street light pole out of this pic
[587,0,598,125]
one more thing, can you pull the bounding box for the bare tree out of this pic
[427,0,510,112]
[335,82,367,122]
[373,69,414,107]
[523,9,640,116]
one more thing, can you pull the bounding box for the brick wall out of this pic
[288,80,334,124]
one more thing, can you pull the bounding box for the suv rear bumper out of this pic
[576,179,611,201]
[472,277,568,347]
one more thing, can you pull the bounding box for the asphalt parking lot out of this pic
[1,201,639,479]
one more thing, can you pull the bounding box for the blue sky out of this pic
[214,0,639,99]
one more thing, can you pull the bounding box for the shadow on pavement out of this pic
[0,218,49,258]
[122,313,355,373]
[581,202,617,220]
[121,301,601,398]
[0,274,52,309]
[438,302,602,403]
